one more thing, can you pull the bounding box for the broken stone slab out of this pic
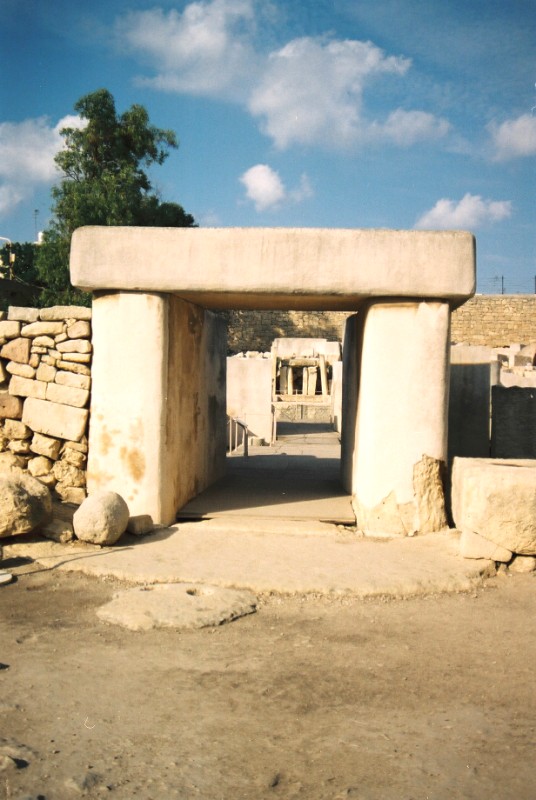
[96,583,257,630]
[459,529,513,562]
[0,472,52,538]
[40,305,92,321]
[73,491,129,545]
[452,458,536,555]
[22,397,89,442]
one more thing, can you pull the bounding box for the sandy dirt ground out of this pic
[0,561,535,800]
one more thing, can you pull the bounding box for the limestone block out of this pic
[0,337,31,364]
[0,452,25,472]
[30,432,62,460]
[46,382,90,409]
[55,484,86,504]
[0,472,52,538]
[62,437,88,454]
[52,460,86,487]
[59,352,91,364]
[41,355,56,366]
[6,362,35,379]
[21,321,64,337]
[55,333,67,344]
[57,338,92,354]
[55,370,90,390]
[33,336,56,348]
[452,458,536,555]
[459,529,513,562]
[56,360,91,376]
[29,354,40,369]
[8,439,31,455]
[36,363,57,382]
[3,419,31,439]
[40,306,92,321]
[47,349,61,359]
[73,491,129,545]
[22,398,89,442]
[509,555,536,573]
[8,375,47,400]
[67,320,91,339]
[28,456,54,477]
[31,346,47,354]
[0,321,21,339]
[0,393,22,419]
[7,307,39,323]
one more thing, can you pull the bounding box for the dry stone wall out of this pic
[227,296,536,353]
[0,305,91,505]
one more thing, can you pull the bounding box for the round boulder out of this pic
[73,491,130,546]
[0,473,52,538]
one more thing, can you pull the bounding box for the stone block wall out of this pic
[227,310,348,353]
[0,305,92,504]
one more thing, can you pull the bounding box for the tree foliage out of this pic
[36,89,196,306]
[0,243,43,311]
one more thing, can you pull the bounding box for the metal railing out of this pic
[227,416,248,456]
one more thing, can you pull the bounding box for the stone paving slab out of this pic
[4,521,490,599]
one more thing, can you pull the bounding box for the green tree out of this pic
[0,242,43,311]
[36,89,196,306]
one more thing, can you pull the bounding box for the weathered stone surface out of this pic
[7,307,39,323]
[6,361,35,379]
[0,393,22,420]
[3,419,31,439]
[30,432,62,460]
[52,461,86,487]
[0,472,52,537]
[67,320,91,339]
[73,491,129,545]
[59,352,91,364]
[46,382,90,409]
[0,337,31,364]
[33,335,56,348]
[63,437,88,454]
[0,452,25,472]
[412,455,448,534]
[21,321,64,337]
[56,370,90,390]
[41,517,75,543]
[55,484,86,504]
[452,458,536,555]
[36,363,57,382]
[41,355,56,366]
[28,353,40,368]
[57,338,92,354]
[459,529,513,562]
[509,555,536,573]
[61,448,86,468]
[23,398,89,442]
[8,375,46,399]
[30,346,47,354]
[7,439,31,454]
[37,473,57,490]
[0,321,21,339]
[56,360,91,376]
[96,583,257,630]
[40,306,92,321]
[126,514,154,536]
[55,332,68,343]
[28,456,54,477]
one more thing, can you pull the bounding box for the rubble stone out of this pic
[28,456,54,477]
[6,362,35,379]
[52,460,86,487]
[55,484,86,504]
[73,491,129,545]
[30,432,62,460]
[3,420,31,439]
[0,337,31,364]
[0,472,52,537]
[0,394,22,419]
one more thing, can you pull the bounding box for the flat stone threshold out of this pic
[4,522,490,599]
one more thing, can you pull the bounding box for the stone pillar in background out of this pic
[87,292,226,525]
[342,301,450,536]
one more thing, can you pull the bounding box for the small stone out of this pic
[7,439,31,455]
[509,555,536,573]
[61,448,86,469]
[35,364,57,383]
[0,337,31,364]
[37,473,57,490]
[56,360,91,376]
[56,339,92,354]
[59,352,91,364]
[0,393,22,419]
[126,514,154,536]
[6,361,35,379]
[73,491,129,545]
[30,432,62,460]
[28,354,40,369]
[28,456,54,478]
[21,321,64,337]
[54,332,67,344]
[55,485,86,505]
[67,320,91,339]
[32,335,55,348]
[41,518,74,543]
[3,419,31,439]
[0,452,25,472]
[52,461,86,487]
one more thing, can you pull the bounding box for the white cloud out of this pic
[115,2,451,151]
[248,36,409,149]
[415,193,512,230]
[116,0,256,99]
[489,114,536,160]
[0,114,83,216]
[239,164,313,211]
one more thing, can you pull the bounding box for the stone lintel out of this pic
[70,227,476,310]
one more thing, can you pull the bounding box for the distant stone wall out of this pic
[227,296,536,352]
[450,296,536,347]
[0,305,92,506]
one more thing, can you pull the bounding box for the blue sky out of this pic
[1,0,534,292]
